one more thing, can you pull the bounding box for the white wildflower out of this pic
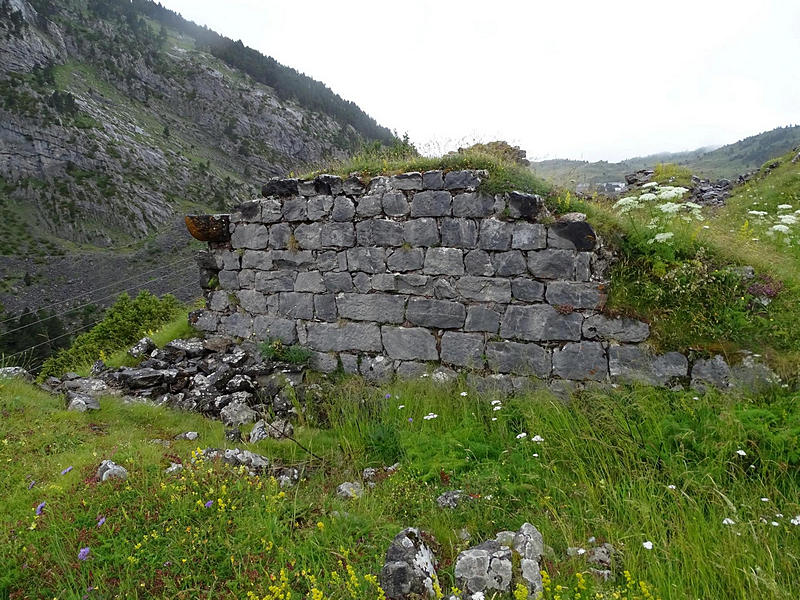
[658,202,682,214]
[491,417,498,421]
[423,413,438,420]
[778,214,797,225]
[790,516,800,526]
[460,391,468,397]
[613,197,640,213]
[748,210,768,216]
[531,435,544,443]
[667,484,676,490]
[642,181,659,189]
[777,204,793,210]
[770,224,791,234]
[516,432,527,439]
[577,548,587,555]
[648,232,674,244]
[491,400,502,405]
[639,193,658,202]
[761,497,769,502]
[532,453,539,457]
[771,521,779,527]
[397,404,405,409]
[492,406,502,411]
[776,514,783,518]
[642,541,653,550]
[722,518,735,525]
[736,449,747,457]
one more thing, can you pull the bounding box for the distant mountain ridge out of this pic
[531,125,800,188]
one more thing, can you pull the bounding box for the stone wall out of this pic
[188,169,757,390]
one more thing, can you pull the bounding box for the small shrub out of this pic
[260,339,312,365]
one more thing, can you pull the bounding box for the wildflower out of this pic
[639,192,658,201]
[491,417,497,421]
[516,432,527,439]
[532,453,539,457]
[97,516,106,527]
[316,521,325,531]
[531,435,544,443]
[78,547,91,561]
[28,480,36,490]
[776,513,784,518]
[385,393,392,399]
[642,541,653,550]
[491,400,502,405]
[778,214,797,225]
[408,417,413,423]
[658,202,682,214]
[770,224,791,234]
[460,391,468,397]
[423,413,438,420]
[397,404,405,409]
[748,210,768,216]
[648,232,674,244]
[771,521,779,527]
[492,406,502,411]
[641,181,659,189]
[790,516,800,526]
[722,518,735,525]
[576,548,586,555]
[736,449,747,457]
[667,485,676,490]
[761,497,769,502]
[777,204,793,210]
[35,501,46,515]
[61,466,73,475]
[204,500,214,508]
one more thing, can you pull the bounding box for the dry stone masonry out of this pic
[186,169,773,389]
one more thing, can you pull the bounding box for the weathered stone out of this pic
[691,355,731,390]
[277,292,314,319]
[575,252,592,281]
[467,373,514,395]
[317,250,348,272]
[340,353,360,374]
[422,170,444,190]
[411,190,451,217]
[367,176,391,195]
[491,251,527,276]
[237,289,267,313]
[437,490,467,509]
[403,218,439,246]
[423,248,464,275]
[583,314,649,342]
[269,223,292,249]
[217,269,239,290]
[453,192,494,217]
[309,351,338,373]
[260,198,283,223]
[320,223,356,248]
[220,401,259,427]
[314,294,338,321]
[306,322,383,352]
[545,281,605,310]
[337,293,406,323]
[231,201,261,222]
[441,332,485,368]
[255,270,296,292]
[507,191,544,220]
[487,341,551,376]
[372,273,397,291]
[215,250,241,271]
[454,540,512,595]
[381,326,439,361]
[380,528,438,600]
[190,310,218,332]
[406,298,466,329]
[241,250,273,270]
[219,313,253,338]
[200,448,269,473]
[331,196,356,221]
[343,175,365,195]
[346,247,386,273]
[293,223,322,249]
[208,291,229,311]
[307,195,334,220]
[479,219,513,250]
[456,277,511,303]
[67,392,100,412]
[609,346,684,387]
[230,224,269,249]
[527,249,575,279]
[464,249,495,276]
[387,247,424,272]
[262,178,299,197]
[511,278,545,302]
[441,218,478,248]
[323,271,353,292]
[294,271,325,293]
[357,194,383,217]
[382,191,410,216]
[499,305,582,341]
[548,221,597,251]
[315,174,343,196]
[553,342,607,381]
[396,361,429,378]
[96,460,128,482]
[336,481,364,499]
[729,354,781,391]
[129,337,156,359]
[391,172,423,191]
[512,223,547,250]
[282,197,307,222]
[444,170,480,190]
[396,274,433,296]
[464,306,500,333]
[272,250,314,269]
[237,269,256,289]
[357,219,404,247]
[352,272,371,293]
[253,315,297,343]
[360,355,395,382]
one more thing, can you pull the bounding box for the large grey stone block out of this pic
[260,198,283,223]
[500,305,583,341]
[253,315,297,343]
[255,270,296,292]
[403,218,439,246]
[583,314,649,342]
[491,251,527,276]
[423,248,464,275]
[321,223,356,248]
[453,192,494,217]
[441,332,485,368]
[323,271,353,292]
[237,269,256,289]
[282,197,307,222]
[336,293,406,323]
[545,281,606,310]
[293,223,322,249]
[396,274,433,296]
[548,221,598,251]
[272,250,314,269]
[356,219,404,247]
[480,219,513,250]
[444,170,480,190]
[216,250,240,271]
[218,269,240,290]
[294,271,326,293]
[371,273,397,291]
[306,322,383,352]
[352,272,371,293]
[441,218,478,248]
[208,291,229,312]
[512,223,547,250]
[433,278,458,299]
[406,298,466,329]
[382,191,410,216]
[553,342,607,381]
[464,250,495,276]
[236,289,267,314]
[507,191,544,220]
[277,292,314,320]
[411,190,451,217]
[314,293,338,321]
[317,250,348,272]
[309,351,338,373]
[314,174,343,196]
[511,278,545,302]
[360,355,395,382]
[231,200,261,222]
[422,170,444,190]
[269,223,292,249]
[527,249,575,279]
[219,313,253,339]
[387,247,424,272]
[346,247,386,273]
[357,194,383,217]
[331,196,355,221]
[231,224,269,250]
[241,250,272,270]
[609,346,688,387]
[382,326,438,360]
[691,355,731,390]
[575,252,592,281]
[464,306,500,333]
[487,341,551,376]
[307,195,333,220]
[366,176,391,195]
[456,276,511,303]
[391,172,423,191]
[343,176,365,195]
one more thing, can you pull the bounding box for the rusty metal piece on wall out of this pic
[185,214,230,242]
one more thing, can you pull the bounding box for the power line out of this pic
[0,263,200,339]
[0,255,198,327]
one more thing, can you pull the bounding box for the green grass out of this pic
[2,373,799,599]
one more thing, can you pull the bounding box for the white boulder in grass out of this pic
[97,460,128,482]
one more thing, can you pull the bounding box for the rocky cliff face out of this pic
[0,0,381,316]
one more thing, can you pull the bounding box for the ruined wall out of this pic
[189,169,703,386]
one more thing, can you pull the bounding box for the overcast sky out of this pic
[158,0,800,162]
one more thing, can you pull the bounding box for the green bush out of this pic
[39,291,182,379]
[259,339,313,365]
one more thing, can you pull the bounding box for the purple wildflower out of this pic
[35,501,46,516]
[204,500,214,508]
[78,547,90,561]
[408,417,413,423]
[28,480,36,490]
[96,516,105,527]
[60,466,73,476]
[385,393,392,399]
